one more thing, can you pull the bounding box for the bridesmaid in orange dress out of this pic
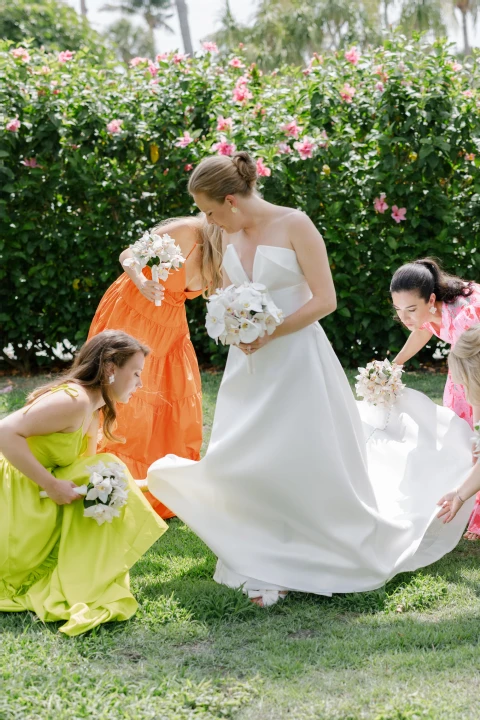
[88,215,222,519]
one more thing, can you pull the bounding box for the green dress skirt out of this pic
[0,386,167,636]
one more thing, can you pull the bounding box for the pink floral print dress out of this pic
[421,283,480,535]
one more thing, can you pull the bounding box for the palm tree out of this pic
[398,0,447,38]
[453,0,479,54]
[104,17,155,62]
[101,0,174,55]
[174,0,193,55]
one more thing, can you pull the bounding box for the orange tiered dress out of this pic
[88,251,203,519]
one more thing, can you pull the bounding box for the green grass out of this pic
[4,367,480,720]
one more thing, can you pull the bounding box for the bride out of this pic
[148,151,474,606]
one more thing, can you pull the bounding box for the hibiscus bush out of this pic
[1,36,479,370]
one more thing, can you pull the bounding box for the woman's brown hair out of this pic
[26,330,150,442]
[390,257,474,304]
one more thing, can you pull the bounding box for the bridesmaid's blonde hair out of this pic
[448,326,480,406]
[152,214,223,296]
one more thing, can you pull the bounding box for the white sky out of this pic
[65,0,479,55]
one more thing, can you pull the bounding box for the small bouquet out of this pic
[355,359,405,408]
[205,281,284,373]
[472,422,480,458]
[40,461,129,525]
[122,231,185,306]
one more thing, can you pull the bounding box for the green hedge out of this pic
[1,37,479,370]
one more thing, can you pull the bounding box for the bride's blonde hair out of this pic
[152,213,222,297]
[448,326,480,405]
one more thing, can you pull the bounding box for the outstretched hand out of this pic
[437,491,464,524]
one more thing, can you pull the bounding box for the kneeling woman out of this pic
[0,331,167,636]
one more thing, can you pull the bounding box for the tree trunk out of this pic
[80,0,88,16]
[461,9,470,55]
[175,0,194,55]
[146,12,157,56]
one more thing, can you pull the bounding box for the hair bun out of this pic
[232,152,257,188]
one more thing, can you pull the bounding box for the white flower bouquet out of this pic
[40,461,130,525]
[122,231,185,306]
[355,359,405,408]
[80,461,130,525]
[205,281,284,373]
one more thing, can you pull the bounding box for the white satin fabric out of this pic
[148,244,474,596]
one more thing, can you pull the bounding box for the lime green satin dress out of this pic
[0,385,167,636]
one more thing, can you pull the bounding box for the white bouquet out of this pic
[205,281,284,373]
[472,422,480,458]
[122,231,185,306]
[355,359,405,408]
[39,461,129,525]
[81,461,129,525]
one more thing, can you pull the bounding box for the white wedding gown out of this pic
[148,244,474,597]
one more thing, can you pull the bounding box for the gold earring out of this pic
[231,206,238,214]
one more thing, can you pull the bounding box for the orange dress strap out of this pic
[184,242,198,261]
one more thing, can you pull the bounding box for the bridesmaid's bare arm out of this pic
[0,392,88,503]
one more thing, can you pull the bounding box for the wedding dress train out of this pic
[148,244,473,597]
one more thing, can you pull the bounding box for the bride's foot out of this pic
[248,590,288,607]
[464,530,480,541]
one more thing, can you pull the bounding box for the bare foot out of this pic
[464,531,480,541]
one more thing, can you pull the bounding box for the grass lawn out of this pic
[3,368,480,720]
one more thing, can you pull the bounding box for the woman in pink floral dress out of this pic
[390,258,480,538]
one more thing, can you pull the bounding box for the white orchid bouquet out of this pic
[80,461,130,525]
[39,461,129,525]
[472,422,480,458]
[355,359,405,408]
[205,282,284,373]
[122,231,185,306]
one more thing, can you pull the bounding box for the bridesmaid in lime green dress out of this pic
[0,330,167,636]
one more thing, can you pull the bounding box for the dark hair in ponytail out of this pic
[390,257,474,304]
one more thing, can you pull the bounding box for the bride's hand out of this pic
[437,491,464,523]
[136,278,164,304]
[239,334,273,355]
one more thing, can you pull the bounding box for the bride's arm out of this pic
[222,233,233,288]
[272,213,336,339]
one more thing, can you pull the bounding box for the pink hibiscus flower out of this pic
[147,63,158,77]
[281,120,301,139]
[375,81,385,93]
[277,142,291,155]
[58,50,75,64]
[345,47,360,65]
[156,53,169,62]
[391,205,407,223]
[20,157,40,168]
[294,137,315,160]
[212,137,236,156]
[256,158,271,177]
[217,116,233,132]
[106,119,122,134]
[6,118,21,132]
[229,57,245,68]
[175,131,194,148]
[340,83,356,103]
[11,47,30,62]
[233,84,253,103]
[173,53,188,64]
[463,89,474,98]
[373,193,388,214]
[184,163,193,172]
[450,61,463,71]
[203,42,218,53]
